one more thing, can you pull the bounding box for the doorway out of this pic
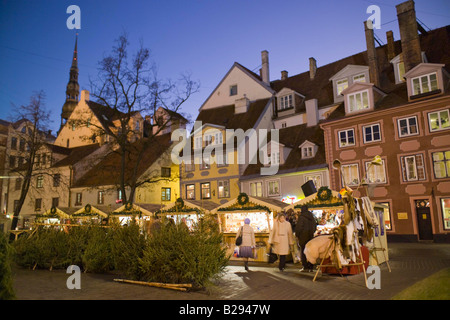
[415,200,433,240]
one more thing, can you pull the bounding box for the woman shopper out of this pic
[269,213,295,271]
[235,218,256,271]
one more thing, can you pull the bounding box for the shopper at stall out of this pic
[269,213,295,271]
[235,218,256,271]
[295,205,317,272]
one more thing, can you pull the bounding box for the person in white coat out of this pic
[235,218,256,271]
[269,213,295,271]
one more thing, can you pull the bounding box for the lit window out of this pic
[250,182,262,197]
[398,116,418,137]
[98,191,104,205]
[363,123,381,143]
[338,129,355,147]
[411,73,438,95]
[342,164,360,186]
[75,193,82,206]
[305,174,322,189]
[268,180,280,196]
[36,175,44,188]
[365,159,386,184]
[376,202,392,230]
[428,109,450,132]
[353,74,366,83]
[161,188,171,201]
[336,79,348,96]
[348,90,369,112]
[432,151,450,179]
[397,62,405,82]
[440,198,450,230]
[400,154,426,182]
[186,184,195,200]
[201,183,211,199]
[218,180,230,198]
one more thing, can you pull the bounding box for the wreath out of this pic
[317,187,332,202]
[237,193,249,206]
[125,202,133,211]
[84,204,92,213]
[50,206,57,214]
[175,198,184,210]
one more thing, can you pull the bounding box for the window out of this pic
[194,136,202,149]
[342,164,360,186]
[186,184,195,200]
[279,94,293,110]
[19,139,25,151]
[363,123,381,143]
[397,62,405,83]
[201,183,211,199]
[250,182,262,197]
[400,154,426,182]
[270,152,280,165]
[15,178,22,191]
[11,137,17,150]
[214,132,223,145]
[53,174,60,187]
[281,122,287,128]
[9,156,15,168]
[398,116,418,137]
[305,174,322,189]
[268,180,280,196]
[353,74,366,83]
[428,109,450,132]
[218,180,230,198]
[185,161,195,172]
[348,90,369,112]
[230,85,238,96]
[338,129,355,147]
[161,167,171,178]
[377,202,392,230]
[336,79,348,96]
[161,188,171,201]
[75,193,82,206]
[117,189,123,203]
[36,175,43,188]
[440,198,450,230]
[302,146,314,158]
[52,197,59,208]
[432,151,450,179]
[98,191,105,205]
[35,198,42,211]
[365,160,386,184]
[411,72,438,95]
[72,123,76,131]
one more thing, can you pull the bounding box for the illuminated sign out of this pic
[281,196,298,204]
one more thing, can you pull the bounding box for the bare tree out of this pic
[85,33,198,204]
[9,91,52,240]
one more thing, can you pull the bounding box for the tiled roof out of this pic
[72,133,173,187]
[52,143,101,167]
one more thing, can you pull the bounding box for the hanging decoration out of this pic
[237,193,249,206]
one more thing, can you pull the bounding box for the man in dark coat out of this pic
[295,205,317,272]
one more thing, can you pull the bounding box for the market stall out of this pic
[111,202,155,226]
[71,204,109,224]
[285,187,344,236]
[35,207,76,225]
[156,198,217,231]
[211,193,289,262]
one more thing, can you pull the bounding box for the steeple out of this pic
[61,34,80,128]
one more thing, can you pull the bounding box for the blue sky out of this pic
[0,0,449,134]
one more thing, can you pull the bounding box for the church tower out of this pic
[60,34,80,129]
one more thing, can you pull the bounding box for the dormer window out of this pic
[404,63,444,100]
[353,74,366,83]
[397,62,406,83]
[411,73,438,96]
[302,146,313,158]
[348,90,369,112]
[299,140,317,159]
[279,94,293,110]
[336,79,348,96]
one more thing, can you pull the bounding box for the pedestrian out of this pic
[295,205,317,272]
[269,213,295,271]
[235,218,256,271]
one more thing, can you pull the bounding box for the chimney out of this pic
[281,70,288,80]
[305,99,319,127]
[261,50,270,85]
[309,57,317,79]
[364,21,381,87]
[386,30,396,61]
[396,0,422,72]
[235,95,250,114]
[81,90,89,101]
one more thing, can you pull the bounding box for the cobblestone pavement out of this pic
[12,242,450,301]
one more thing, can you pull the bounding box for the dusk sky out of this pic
[1,0,449,134]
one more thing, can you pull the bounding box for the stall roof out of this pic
[112,203,156,216]
[284,189,343,211]
[73,205,109,218]
[160,199,219,213]
[211,195,289,214]
[38,207,76,219]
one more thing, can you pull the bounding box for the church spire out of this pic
[61,34,80,128]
